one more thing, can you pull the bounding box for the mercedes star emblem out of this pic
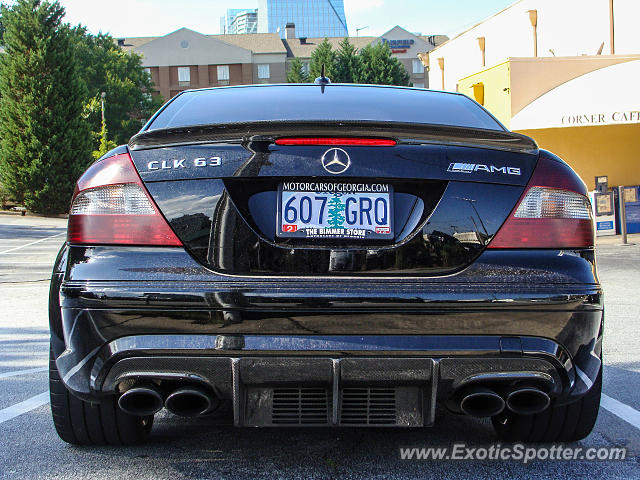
[321,148,351,174]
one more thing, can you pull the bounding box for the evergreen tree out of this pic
[327,195,345,228]
[309,38,336,80]
[70,27,164,146]
[286,58,309,83]
[333,37,360,83]
[0,6,5,45]
[0,0,92,213]
[356,42,410,86]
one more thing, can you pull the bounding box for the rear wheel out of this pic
[49,346,153,445]
[492,368,602,442]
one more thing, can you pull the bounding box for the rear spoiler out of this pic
[129,120,538,155]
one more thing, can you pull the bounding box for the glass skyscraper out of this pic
[257,0,348,38]
[220,9,258,34]
[229,10,258,34]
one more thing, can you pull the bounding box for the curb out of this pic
[0,210,68,219]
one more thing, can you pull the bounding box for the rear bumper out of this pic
[55,333,595,427]
[50,245,603,424]
[99,339,570,427]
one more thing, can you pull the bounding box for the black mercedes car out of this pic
[49,83,602,445]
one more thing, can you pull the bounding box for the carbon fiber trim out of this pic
[98,353,567,427]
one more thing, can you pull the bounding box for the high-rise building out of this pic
[257,0,348,38]
[229,10,258,34]
[220,8,258,34]
[220,9,244,34]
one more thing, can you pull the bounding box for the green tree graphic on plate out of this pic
[327,195,345,228]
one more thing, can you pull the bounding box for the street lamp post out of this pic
[101,91,106,124]
[456,196,489,238]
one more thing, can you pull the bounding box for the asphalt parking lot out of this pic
[0,214,639,479]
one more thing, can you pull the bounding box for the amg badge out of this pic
[447,162,521,175]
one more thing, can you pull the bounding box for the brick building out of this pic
[120,28,288,99]
[118,25,447,99]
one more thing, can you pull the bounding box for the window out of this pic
[413,83,425,89]
[144,67,151,76]
[178,67,190,85]
[148,85,505,132]
[301,62,310,75]
[412,59,425,74]
[217,65,230,85]
[258,64,270,79]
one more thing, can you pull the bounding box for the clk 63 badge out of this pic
[147,157,221,170]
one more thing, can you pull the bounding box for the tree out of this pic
[333,37,360,83]
[327,195,345,228]
[309,38,336,80]
[92,116,117,161]
[70,27,164,146]
[0,0,92,214]
[286,57,309,83]
[356,42,410,86]
[0,5,6,45]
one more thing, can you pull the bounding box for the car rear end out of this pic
[50,85,602,443]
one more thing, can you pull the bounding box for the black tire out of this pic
[492,368,602,442]
[49,346,153,445]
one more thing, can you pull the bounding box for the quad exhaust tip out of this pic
[165,386,216,417]
[506,387,551,415]
[458,385,551,418]
[118,384,164,417]
[459,386,506,418]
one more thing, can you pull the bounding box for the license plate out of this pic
[277,182,393,239]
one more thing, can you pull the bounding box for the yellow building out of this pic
[457,56,640,190]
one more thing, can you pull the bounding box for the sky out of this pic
[53,0,517,39]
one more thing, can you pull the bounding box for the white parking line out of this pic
[601,393,640,430]
[0,367,48,379]
[0,336,48,342]
[0,391,637,430]
[0,252,59,255]
[0,232,65,255]
[0,391,49,424]
[0,262,56,265]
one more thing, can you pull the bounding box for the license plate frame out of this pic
[276,182,394,240]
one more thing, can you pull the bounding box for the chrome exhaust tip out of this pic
[165,386,216,417]
[459,386,506,417]
[118,384,164,416]
[506,387,551,415]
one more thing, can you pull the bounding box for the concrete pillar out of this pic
[241,63,253,85]
[198,65,210,88]
[158,66,170,99]
[527,10,538,57]
[477,37,486,67]
[609,0,615,54]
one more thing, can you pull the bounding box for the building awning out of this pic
[510,60,640,131]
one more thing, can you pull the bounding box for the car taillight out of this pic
[67,152,182,246]
[488,151,594,249]
[275,137,396,146]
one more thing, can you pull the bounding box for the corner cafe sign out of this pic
[510,60,640,131]
[561,111,640,126]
